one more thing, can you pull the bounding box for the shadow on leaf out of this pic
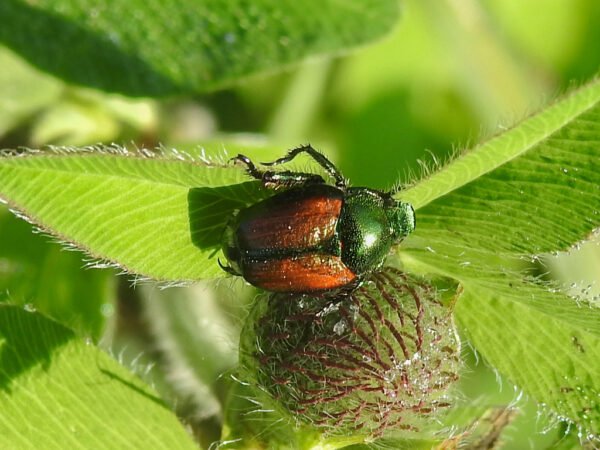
[187,182,268,253]
[0,305,73,391]
[98,368,166,409]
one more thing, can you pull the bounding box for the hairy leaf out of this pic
[397,78,600,435]
[0,146,268,281]
[456,279,600,436]
[0,207,112,339]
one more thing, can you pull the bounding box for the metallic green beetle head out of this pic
[385,199,415,243]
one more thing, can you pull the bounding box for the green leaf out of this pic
[396,78,600,436]
[0,207,113,339]
[0,145,272,282]
[0,46,61,138]
[0,0,399,96]
[0,141,335,283]
[401,77,600,215]
[0,304,196,449]
[456,278,600,435]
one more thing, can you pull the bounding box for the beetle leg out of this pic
[218,258,240,276]
[261,144,346,188]
[261,171,325,189]
[231,154,326,189]
[230,154,263,180]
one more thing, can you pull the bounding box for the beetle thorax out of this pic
[337,189,394,276]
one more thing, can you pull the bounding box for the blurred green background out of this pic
[1,0,599,448]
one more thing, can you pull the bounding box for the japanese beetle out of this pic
[220,145,415,294]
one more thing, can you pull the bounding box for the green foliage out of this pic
[0,0,398,96]
[395,78,600,436]
[0,209,112,339]
[0,141,346,282]
[0,47,61,137]
[0,146,267,281]
[0,0,599,448]
[1,79,599,446]
[0,304,196,449]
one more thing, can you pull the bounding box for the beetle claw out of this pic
[218,258,240,276]
[230,154,252,166]
[230,154,264,180]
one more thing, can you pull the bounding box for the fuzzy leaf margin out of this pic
[0,146,269,282]
[397,78,600,436]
